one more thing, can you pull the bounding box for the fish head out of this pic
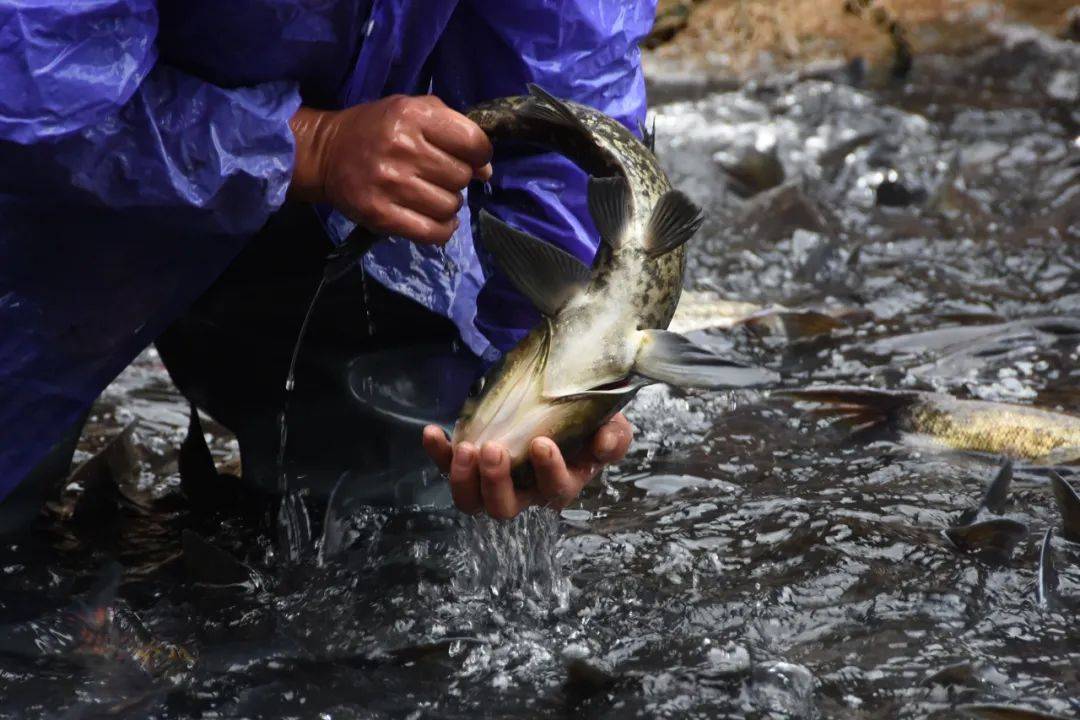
[452,318,640,480]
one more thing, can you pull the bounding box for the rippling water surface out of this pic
[2,28,1079,719]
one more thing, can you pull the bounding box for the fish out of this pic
[453,85,778,481]
[957,704,1075,720]
[667,289,864,339]
[1049,471,1080,543]
[0,563,194,677]
[182,530,265,591]
[943,518,1028,564]
[780,386,1080,464]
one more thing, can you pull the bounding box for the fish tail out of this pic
[778,386,920,432]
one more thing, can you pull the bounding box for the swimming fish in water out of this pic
[781,387,1080,465]
[667,289,864,338]
[0,564,194,677]
[958,703,1074,720]
[453,85,777,481]
[1036,528,1059,608]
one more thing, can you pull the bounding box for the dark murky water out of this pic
[2,26,1079,719]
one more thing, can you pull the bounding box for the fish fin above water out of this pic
[1036,528,1059,608]
[958,459,1013,525]
[633,330,779,389]
[477,209,590,316]
[638,117,657,153]
[982,459,1013,515]
[588,176,632,248]
[523,84,590,135]
[1049,472,1080,543]
[644,189,704,258]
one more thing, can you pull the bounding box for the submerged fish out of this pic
[453,86,777,480]
[781,387,1080,465]
[667,289,864,338]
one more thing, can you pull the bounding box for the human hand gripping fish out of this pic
[426,86,778,518]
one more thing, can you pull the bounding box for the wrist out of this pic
[287,106,339,204]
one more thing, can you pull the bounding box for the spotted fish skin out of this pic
[903,394,1080,464]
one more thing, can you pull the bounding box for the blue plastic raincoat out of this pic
[0,0,655,499]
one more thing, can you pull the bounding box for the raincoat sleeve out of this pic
[431,0,657,352]
[0,0,300,236]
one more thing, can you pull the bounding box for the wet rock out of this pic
[564,657,621,698]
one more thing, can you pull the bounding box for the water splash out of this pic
[451,507,570,613]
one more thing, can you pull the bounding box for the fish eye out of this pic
[468,376,486,398]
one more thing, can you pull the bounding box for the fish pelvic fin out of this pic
[645,190,704,258]
[588,176,632,248]
[477,210,591,317]
[633,329,779,389]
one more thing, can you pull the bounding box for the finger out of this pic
[478,443,522,520]
[531,438,583,509]
[422,425,453,473]
[448,442,482,514]
[400,176,462,221]
[473,163,493,183]
[375,204,459,245]
[421,108,494,171]
[414,141,474,191]
[591,413,634,463]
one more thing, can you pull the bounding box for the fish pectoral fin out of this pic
[644,190,704,258]
[588,176,632,248]
[477,210,591,316]
[523,84,590,134]
[633,330,779,389]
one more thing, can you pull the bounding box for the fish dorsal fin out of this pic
[524,84,589,134]
[477,210,591,317]
[633,329,778,389]
[588,176,632,247]
[638,117,656,153]
[645,190,704,258]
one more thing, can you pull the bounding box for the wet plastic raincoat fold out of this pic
[0,0,654,498]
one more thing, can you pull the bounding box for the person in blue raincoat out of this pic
[0,0,655,528]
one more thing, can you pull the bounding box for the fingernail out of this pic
[455,442,474,466]
[534,438,554,462]
[481,443,503,467]
[596,433,617,459]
